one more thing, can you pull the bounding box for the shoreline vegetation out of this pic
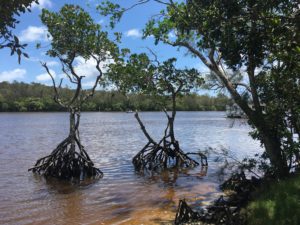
[244,173,300,225]
[175,172,300,225]
[0,81,229,112]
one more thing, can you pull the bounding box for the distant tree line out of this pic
[0,81,229,112]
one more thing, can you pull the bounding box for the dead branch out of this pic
[41,62,67,108]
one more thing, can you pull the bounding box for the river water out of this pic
[0,112,262,225]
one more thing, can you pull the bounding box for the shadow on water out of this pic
[134,151,209,184]
[141,165,209,187]
[32,173,101,195]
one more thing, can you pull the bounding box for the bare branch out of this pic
[163,108,170,119]
[135,111,157,144]
[65,60,84,106]
[167,40,212,68]
[233,82,251,92]
[58,78,63,89]
[125,0,151,11]
[62,64,77,84]
[82,55,103,102]
[145,47,160,66]
[154,0,172,6]
[41,62,66,108]
[175,79,184,94]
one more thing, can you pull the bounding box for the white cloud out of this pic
[194,62,210,73]
[0,69,26,82]
[74,57,100,79]
[72,56,114,88]
[74,56,113,78]
[31,0,52,10]
[82,81,98,88]
[97,19,105,24]
[24,57,58,68]
[19,26,49,42]
[168,31,176,39]
[36,69,56,81]
[47,61,59,67]
[125,29,142,38]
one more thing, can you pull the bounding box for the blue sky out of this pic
[0,0,208,89]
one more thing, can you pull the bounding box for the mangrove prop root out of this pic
[132,140,200,171]
[175,198,241,225]
[133,112,205,172]
[175,199,201,225]
[31,62,104,181]
[28,134,103,180]
[186,152,208,167]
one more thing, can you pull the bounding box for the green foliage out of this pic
[254,30,300,170]
[142,0,299,69]
[97,1,123,28]
[107,53,153,94]
[154,58,204,97]
[39,4,124,112]
[0,81,229,112]
[41,4,120,62]
[245,174,300,225]
[42,4,97,59]
[107,52,204,112]
[0,0,36,63]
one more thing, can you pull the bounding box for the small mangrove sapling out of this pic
[29,5,121,180]
[107,52,207,172]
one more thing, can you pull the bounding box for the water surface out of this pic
[0,112,261,224]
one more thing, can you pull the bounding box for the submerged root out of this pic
[133,112,207,173]
[133,139,200,172]
[29,135,103,180]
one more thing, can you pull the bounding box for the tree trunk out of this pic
[29,108,103,180]
[211,66,289,177]
[70,110,76,153]
[169,117,175,143]
[169,94,176,143]
[261,131,289,177]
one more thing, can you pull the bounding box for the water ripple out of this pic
[0,112,262,224]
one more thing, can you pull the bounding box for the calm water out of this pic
[0,112,262,225]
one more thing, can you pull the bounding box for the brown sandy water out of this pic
[0,112,262,225]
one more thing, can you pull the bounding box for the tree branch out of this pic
[41,62,66,108]
[168,40,212,68]
[233,82,251,92]
[135,111,157,144]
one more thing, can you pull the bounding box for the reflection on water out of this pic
[0,112,262,224]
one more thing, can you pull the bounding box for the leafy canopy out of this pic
[0,0,38,63]
[41,4,120,63]
[40,4,126,110]
[107,53,203,99]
